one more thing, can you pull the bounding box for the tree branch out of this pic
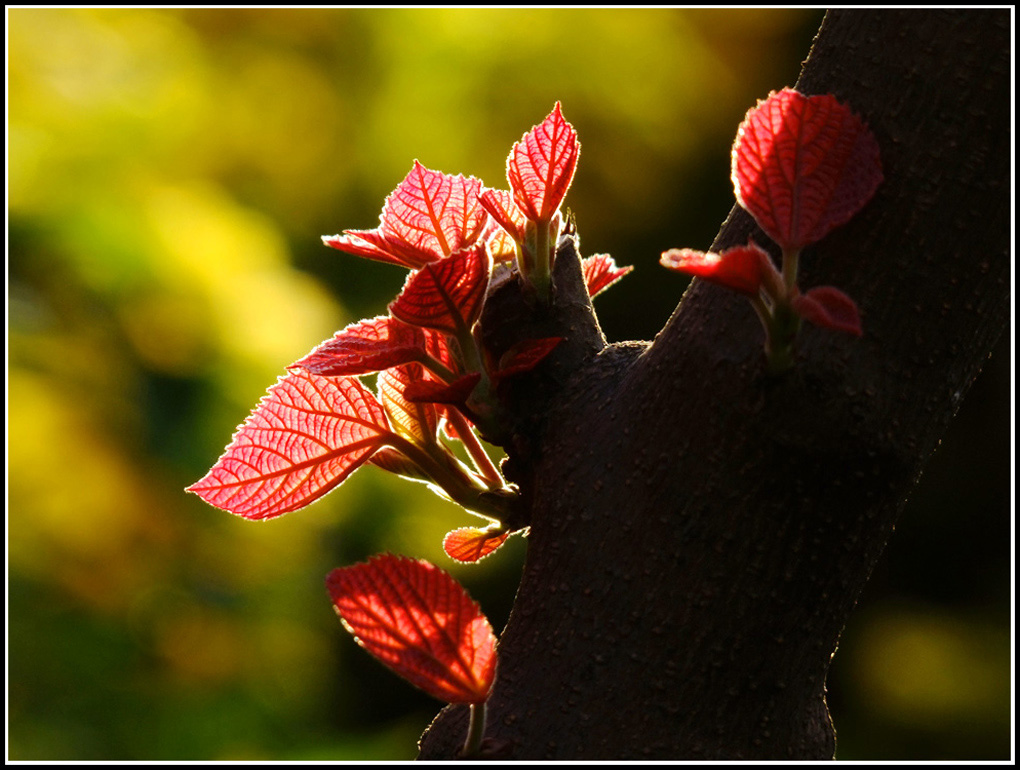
[419,9,1010,759]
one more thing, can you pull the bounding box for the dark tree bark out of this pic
[418,9,1010,760]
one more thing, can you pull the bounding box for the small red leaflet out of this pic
[324,161,488,269]
[791,286,863,337]
[660,242,771,298]
[443,527,511,563]
[732,88,883,252]
[389,242,492,336]
[327,554,498,704]
[580,253,633,299]
[506,102,580,225]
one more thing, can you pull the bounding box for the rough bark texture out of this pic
[418,9,1010,760]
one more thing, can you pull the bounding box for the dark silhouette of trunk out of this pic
[418,9,1010,760]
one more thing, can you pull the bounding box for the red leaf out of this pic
[187,371,391,519]
[389,242,492,335]
[492,337,563,381]
[443,528,510,563]
[478,188,527,242]
[378,363,439,444]
[732,88,883,251]
[326,554,497,704]
[581,254,634,298]
[659,241,771,297]
[791,285,863,336]
[404,372,482,408]
[289,315,427,378]
[324,162,488,269]
[507,102,580,224]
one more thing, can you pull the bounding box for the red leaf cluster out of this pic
[661,88,880,346]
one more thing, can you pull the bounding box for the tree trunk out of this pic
[418,9,1010,760]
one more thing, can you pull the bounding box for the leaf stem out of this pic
[461,701,488,758]
[447,407,504,489]
[386,434,505,522]
[530,219,552,301]
[418,351,459,385]
[782,247,800,292]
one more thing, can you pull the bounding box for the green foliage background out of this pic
[7,8,1011,760]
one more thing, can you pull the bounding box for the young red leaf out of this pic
[289,315,427,378]
[326,554,497,704]
[659,241,771,297]
[324,161,488,269]
[443,527,510,563]
[389,242,492,336]
[404,372,482,408]
[732,88,883,251]
[581,254,634,299]
[492,337,563,381]
[378,363,439,444]
[478,187,527,242]
[485,227,520,264]
[507,102,580,224]
[187,371,391,519]
[791,285,863,336]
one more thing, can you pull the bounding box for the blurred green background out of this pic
[7,8,1011,761]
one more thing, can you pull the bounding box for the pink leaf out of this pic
[324,162,488,269]
[732,88,883,251]
[791,285,863,336]
[507,102,580,224]
[443,528,510,563]
[581,254,634,298]
[377,363,439,444]
[326,554,498,704]
[389,242,492,335]
[289,316,427,378]
[187,371,391,520]
[659,241,771,297]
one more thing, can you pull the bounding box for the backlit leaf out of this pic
[187,370,391,520]
[378,363,439,445]
[324,161,488,269]
[581,254,633,298]
[289,315,427,378]
[660,241,770,297]
[478,187,527,242]
[732,88,883,251]
[327,554,497,704]
[507,102,580,224]
[404,372,482,408]
[792,285,863,336]
[389,242,491,335]
[443,527,510,563]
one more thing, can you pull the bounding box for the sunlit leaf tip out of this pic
[507,102,580,224]
[660,241,770,298]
